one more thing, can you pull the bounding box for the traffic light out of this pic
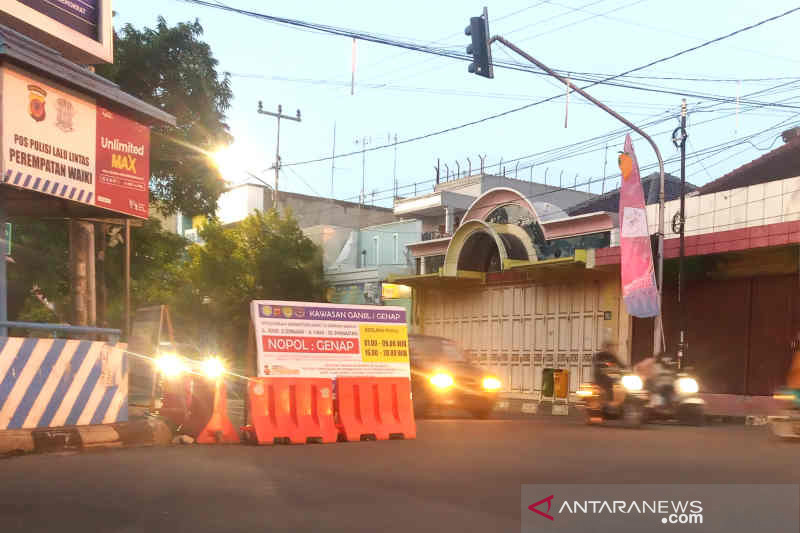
[465,9,493,79]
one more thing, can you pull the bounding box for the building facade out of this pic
[305,219,422,324]
[393,171,698,398]
[168,182,399,242]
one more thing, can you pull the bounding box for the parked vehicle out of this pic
[409,334,501,419]
[769,389,800,439]
[637,356,705,425]
[577,367,649,428]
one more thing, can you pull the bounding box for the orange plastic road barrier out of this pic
[336,377,416,441]
[247,378,337,444]
[196,378,240,444]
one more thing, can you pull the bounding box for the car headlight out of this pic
[621,374,643,391]
[430,372,454,390]
[155,353,187,379]
[677,377,699,394]
[203,356,226,379]
[482,376,501,391]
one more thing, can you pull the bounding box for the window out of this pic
[373,236,380,266]
[424,255,445,273]
[393,233,399,264]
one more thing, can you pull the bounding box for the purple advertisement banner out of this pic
[18,0,99,40]
[256,302,406,324]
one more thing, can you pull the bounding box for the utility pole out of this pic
[257,102,301,211]
[70,220,96,326]
[95,222,107,328]
[672,99,689,368]
[355,136,371,204]
[124,220,131,339]
[467,9,667,356]
[392,133,398,200]
[331,123,337,198]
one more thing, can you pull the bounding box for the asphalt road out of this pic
[1,417,798,533]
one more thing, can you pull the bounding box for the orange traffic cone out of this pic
[196,377,239,444]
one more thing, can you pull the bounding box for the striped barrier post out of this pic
[0,337,128,430]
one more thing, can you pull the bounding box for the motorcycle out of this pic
[577,368,649,428]
[768,389,800,440]
[640,356,705,425]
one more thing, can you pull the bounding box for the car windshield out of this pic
[435,341,467,362]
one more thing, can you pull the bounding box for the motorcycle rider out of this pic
[594,341,624,401]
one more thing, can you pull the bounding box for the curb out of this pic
[1,417,173,456]
[494,399,766,425]
[493,399,581,419]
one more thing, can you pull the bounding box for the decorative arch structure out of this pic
[462,188,544,232]
[426,187,615,278]
[442,220,509,276]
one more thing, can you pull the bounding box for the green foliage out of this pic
[176,210,326,360]
[102,218,189,327]
[96,17,233,216]
[6,219,71,322]
[6,211,325,364]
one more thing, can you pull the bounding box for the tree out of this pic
[175,210,326,361]
[96,17,233,216]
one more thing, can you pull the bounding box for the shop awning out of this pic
[387,270,485,288]
[505,249,591,271]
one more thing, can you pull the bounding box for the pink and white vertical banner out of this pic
[618,134,659,318]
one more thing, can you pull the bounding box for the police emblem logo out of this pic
[282,307,294,318]
[27,85,47,122]
[55,98,75,132]
[260,304,272,317]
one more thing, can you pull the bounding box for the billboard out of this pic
[18,0,98,39]
[250,300,411,379]
[1,65,151,218]
[0,0,112,64]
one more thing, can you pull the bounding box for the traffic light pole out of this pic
[487,35,667,356]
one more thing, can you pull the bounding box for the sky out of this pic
[112,0,800,208]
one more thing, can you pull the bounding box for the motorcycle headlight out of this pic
[621,374,643,391]
[430,372,454,390]
[482,376,501,391]
[677,377,699,394]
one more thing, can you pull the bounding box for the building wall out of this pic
[218,185,265,226]
[416,269,624,396]
[631,246,800,396]
[435,174,595,211]
[303,225,356,269]
[357,219,422,268]
[282,192,397,229]
[645,175,800,238]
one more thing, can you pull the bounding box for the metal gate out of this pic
[420,280,606,395]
